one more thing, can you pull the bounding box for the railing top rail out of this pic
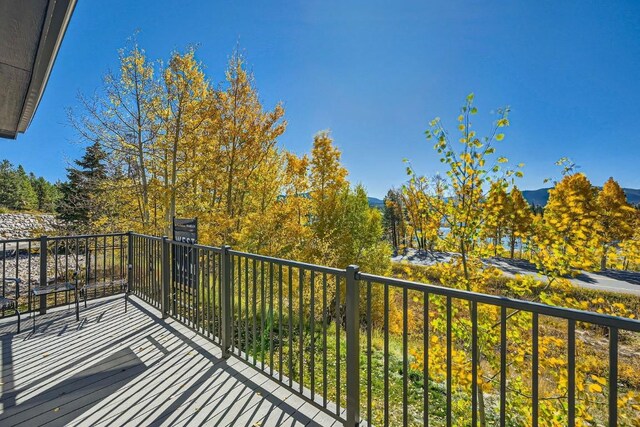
[131,233,223,253]
[228,250,347,276]
[49,232,129,240]
[170,239,222,253]
[0,237,40,244]
[359,272,640,332]
[130,233,162,242]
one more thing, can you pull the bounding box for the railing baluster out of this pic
[500,306,507,427]
[39,235,47,315]
[472,301,478,427]
[278,263,283,381]
[402,286,408,427]
[366,280,372,425]
[261,260,266,370]
[28,240,32,310]
[299,268,304,393]
[609,327,618,427]
[424,292,430,427]
[568,319,576,427]
[103,235,107,297]
[161,237,169,319]
[253,258,258,366]
[289,265,294,387]
[384,282,389,427]
[532,312,539,427]
[53,237,58,306]
[236,254,240,354]
[345,265,360,426]
[269,261,274,375]
[244,256,249,360]
[322,271,327,407]
[446,296,452,427]
[310,270,315,399]
[2,241,5,317]
[220,245,231,358]
[335,275,341,416]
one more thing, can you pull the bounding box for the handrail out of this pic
[359,272,640,331]
[0,238,40,244]
[47,232,128,240]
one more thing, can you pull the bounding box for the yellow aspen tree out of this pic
[535,173,599,275]
[595,177,636,270]
[157,48,211,235]
[308,130,349,263]
[70,42,159,232]
[402,177,429,250]
[283,152,312,231]
[409,94,524,427]
[235,147,288,254]
[417,93,522,286]
[505,186,533,259]
[336,185,391,273]
[382,188,408,251]
[620,213,640,270]
[276,152,313,258]
[482,181,510,256]
[210,51,286,244]
[401,176,443,251]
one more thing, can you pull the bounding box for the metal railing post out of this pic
[346,264,361,426]
[220,245,231,358]
[127,231,133,303]
[161,236,170,319]
[39,235,48,315]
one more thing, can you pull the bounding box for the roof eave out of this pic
[15,0,77,136]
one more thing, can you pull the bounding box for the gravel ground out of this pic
[392,248,640,296]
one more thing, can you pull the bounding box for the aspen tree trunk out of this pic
[460,239,487,427]
[600,244,608,270]
[510,236,516,259]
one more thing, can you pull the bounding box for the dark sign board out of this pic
[173,217,198,244]
[173,218,198,287]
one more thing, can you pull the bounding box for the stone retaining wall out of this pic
[0,213,60,240]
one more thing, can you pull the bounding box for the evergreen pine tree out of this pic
[0,160,19,209]
[59,142,107,227]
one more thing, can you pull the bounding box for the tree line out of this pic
[382,104,640,273]
[63,42,640,276]
[64,42,389,273]
[0,160,61,213]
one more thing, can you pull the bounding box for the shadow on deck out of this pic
[0,296,341,426]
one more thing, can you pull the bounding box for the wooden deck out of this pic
[0,296,343,426]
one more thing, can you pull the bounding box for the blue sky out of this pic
[2,0,640,198]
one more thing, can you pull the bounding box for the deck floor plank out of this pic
[0,296,342,427]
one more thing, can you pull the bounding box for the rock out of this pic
[0,213,62,240]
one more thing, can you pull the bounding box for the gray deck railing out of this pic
[126,233,640,427]
[0,233,128,317]
[3,232,640,426]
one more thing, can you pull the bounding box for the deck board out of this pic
[0,296,342,426]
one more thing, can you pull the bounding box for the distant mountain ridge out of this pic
[368,189,640,209]
[522,187,640,207]
[368,197,385,209]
